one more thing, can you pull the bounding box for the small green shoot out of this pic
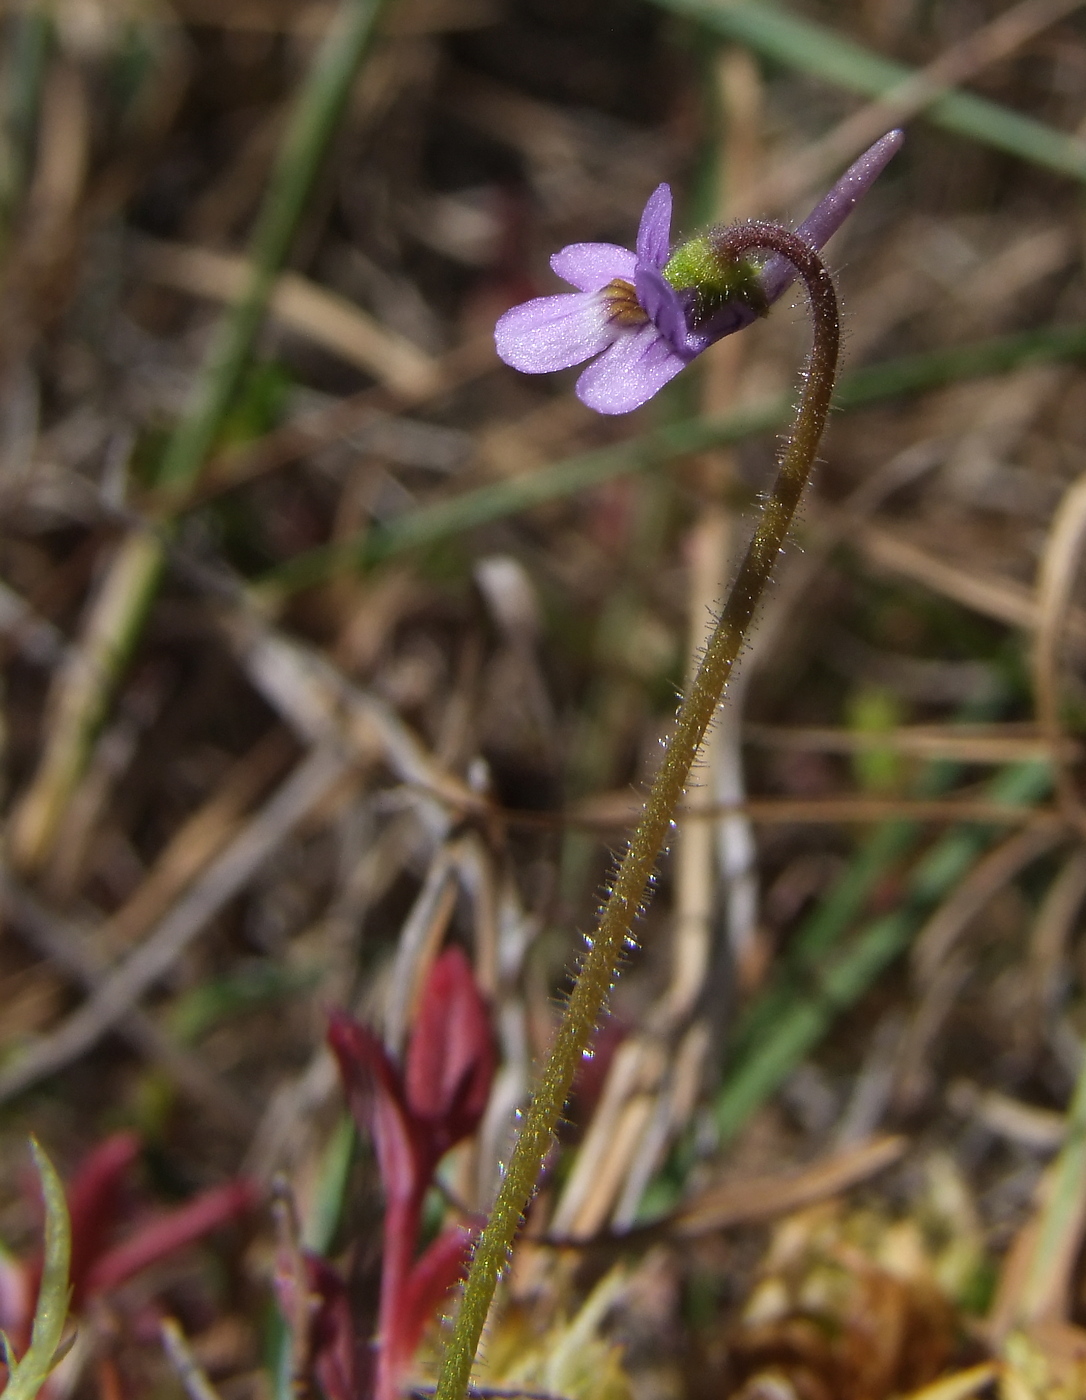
[848,687,906,793]
[1,1140,72,1400]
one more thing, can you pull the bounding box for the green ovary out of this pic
[663,235,764,325]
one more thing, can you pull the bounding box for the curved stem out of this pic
[435,223,839,1400]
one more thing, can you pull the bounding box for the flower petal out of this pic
[575,323,687,415]
[550,241,636,291]
[636,184,673,270]
[495,292,616,373]
[635,261,690,355]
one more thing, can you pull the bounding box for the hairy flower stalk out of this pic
[436,223,841,1400]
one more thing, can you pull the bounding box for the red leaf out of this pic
[274,1252,363,1400]
[0,1252,32,1357]
[567,1014,627,1136]
[65,1133,141,1306]
[404,948,496,1155]
[392,1224,475,1375]
[328,1010,427,1207]
[310,1256,364,1400]
[84,1178,258,1297]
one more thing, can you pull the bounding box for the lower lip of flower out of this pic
[602,278,649,328]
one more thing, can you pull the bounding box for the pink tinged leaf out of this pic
[635,184,673,270]
[569,1015,628,1127]
[404,947,497,1153]
[0,1253,32,1353]
[575,323,687,415]
[390,1225,475,1376]
[274,1253,362,1400]
[63,1132,141,1307]
[494,292,617,374]
[307,1256,363,1400]
[83,1178,258,1297]
[328,1010,427,1207]
[550,242,637,292]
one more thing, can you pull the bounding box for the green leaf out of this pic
[646,0,1086,184]
[255,321,1086,600]
[2,1140,72,1400]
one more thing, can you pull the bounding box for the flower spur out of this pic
[495,129,904,414]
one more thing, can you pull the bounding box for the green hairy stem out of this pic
[435,223,840,1400]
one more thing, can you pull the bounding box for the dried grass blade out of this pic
[912,826,1066,982]
[646,0,1086,183]
[0,874,255,1125]
[666,1133,905,1237]
[749,0,1086,213]
[1028,849,1086,1019]
[8,0,394,873]
[993,1053,1086,1331]
[1033,473,1086,836]
[138,240,440,398]
[257,323,1086,599]
[715,762,1053,1145]
[0,746,348,1107]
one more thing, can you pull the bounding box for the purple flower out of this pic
[495,130,903,415]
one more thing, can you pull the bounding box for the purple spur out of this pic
[495,130,903,415]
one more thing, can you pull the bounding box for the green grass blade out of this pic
[730,735,995,1060]
[3,1140,71,1400]
[0,6,51,241]
[8,0,395,873]
[256,320,1086,598]
[714,761,1053,1144]
[303,1115,356,1255]
[1015,1050,1086,1323]
[156,0,392,495]
[649,0,1086,184]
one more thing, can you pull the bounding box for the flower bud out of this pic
[405,946,496,1155]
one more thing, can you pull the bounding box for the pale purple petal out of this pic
[759,130,904,305]
[495,292,616,373]
[550,241,637,291]
[575,323,686,415]
[636,184,673,270]
[635,262,691,357]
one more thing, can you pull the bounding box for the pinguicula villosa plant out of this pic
[433,132,904,1400]
[495,130,902,414]
[277,946,497,1400]
[270,132,902,1400]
